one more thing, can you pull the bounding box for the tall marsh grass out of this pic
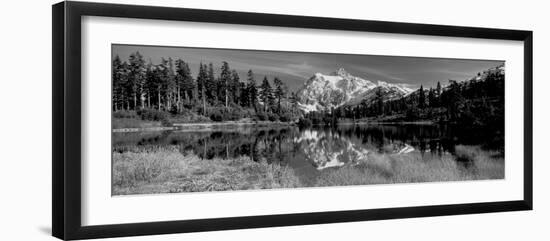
[315,145,504,187]
[112,147,182,188]
[112,146,301,195]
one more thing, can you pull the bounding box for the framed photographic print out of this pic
[52,1,533,240]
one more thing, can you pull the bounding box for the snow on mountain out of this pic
[474,64,505,81]
[296,68,414,113]
[294,130,346,170]
[293,129,416,170]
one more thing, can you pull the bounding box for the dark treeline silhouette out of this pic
[112,51,301,122]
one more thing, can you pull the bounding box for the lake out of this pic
[112,123,504,192]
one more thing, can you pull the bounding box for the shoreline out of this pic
[113,121,296,132]
[112,120,437,132]
[350,120,435,125]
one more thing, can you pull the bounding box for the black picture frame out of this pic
[52,1,533,240]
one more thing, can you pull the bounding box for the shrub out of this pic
[112,118,162,129]
[113,110,137,119]
[278,111,295,122]
[228,104,250,121]
[267,112,279,122]
[137,108,168,121]
[209,108,223,122]
[210,113,223,122]
[161,118,172,127]
[169,104,179,115]
[256,112,268,121]
[170,111,211,123]
[311,116,322,125]
[297,118,312,127]
[405,108,420,120]
[229,109,244,120]
[206,105,249,121]
[278,115,289,122]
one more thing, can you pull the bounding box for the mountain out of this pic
[474,64,505,81]
[296,68,414,113]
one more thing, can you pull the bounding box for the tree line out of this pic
[112,51,301,122]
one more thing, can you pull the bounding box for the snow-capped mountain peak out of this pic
[296,68,414,113]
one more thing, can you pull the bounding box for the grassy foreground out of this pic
[316,145,504,187]
[113,146,301,195]
[112,145,503,195]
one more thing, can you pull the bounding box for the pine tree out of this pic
[156,59,168,111]
[128,51,146,110]
[273,77,286,113]
[418,85,425,109]
[230,70,241,105]
[428,87,436,108]
[375,88,384,115]
[165,58,177,111]
[239,81,249,107]
[112,55,128,111]
[195,63,204,100]
[435,81,442,107]
[246,70,258,111]
[219,62,232,108]
[259,76,273,112]
[175,59,194,111]
[206,62,217,104]
[144,60,156,109]
[196,63,208,115]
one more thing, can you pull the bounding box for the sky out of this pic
[113,44,504,92]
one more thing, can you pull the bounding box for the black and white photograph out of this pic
[0,0,544,240]
[111,44,505,195]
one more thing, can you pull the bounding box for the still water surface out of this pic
[113,124,503,185]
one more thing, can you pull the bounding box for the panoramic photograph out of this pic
[111,44,505,196]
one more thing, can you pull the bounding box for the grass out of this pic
[112,109,210,130]
[113,147,181,188]
[315,145,504,187]
[113,146,301,195]
[454,145,505,180]
[112,118,162,129]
